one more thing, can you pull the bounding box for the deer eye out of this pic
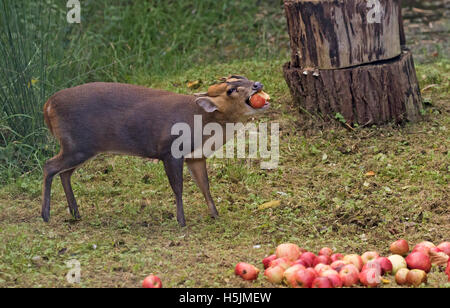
[227,88,237,96]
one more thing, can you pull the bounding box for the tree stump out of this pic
[283,0,423,125]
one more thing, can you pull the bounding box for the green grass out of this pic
[0,57,449,288]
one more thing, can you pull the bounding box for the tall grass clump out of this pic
[0,0,87,185]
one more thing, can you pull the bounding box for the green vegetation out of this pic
[0,0,449,288]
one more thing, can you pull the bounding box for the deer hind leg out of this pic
[60,168,81,220]
[41,151,92,222]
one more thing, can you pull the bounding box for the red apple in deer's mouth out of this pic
[406,252,431,273]
[406,269,427,286]
[343,254,364,271]
[276,243,302,262]
[264,265,285,284]
[437,242,450,256]
[319,247,333,257]
[412,244,431,256]
[262,255,277,269]
[361,251,380,265]
[390,239,409,256]
[311,277,333,288]
[142,275,163,288]
[418,241,435,249]
[339,264,360,287]
[395,268,410,285]
[235,262,260,281]
[359,268,381,287]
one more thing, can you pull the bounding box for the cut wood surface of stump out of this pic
[285,0,402,69]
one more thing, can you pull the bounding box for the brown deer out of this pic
[42,76,269,227]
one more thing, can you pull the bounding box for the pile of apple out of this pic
[235,240,450,288]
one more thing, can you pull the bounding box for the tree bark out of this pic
[283,50,422,125]
[285,0,402,69]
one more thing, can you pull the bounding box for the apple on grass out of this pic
[437,242,450,256]
[330,253,344,262]
[283,264,306,286]
[142,275,162,288]
[269,257,292,270]
[361,251,380,265]
[388,255,407,274]
[343,254,364,271]
[264,266,285,284]
[339,264,360,287]
[235,263,260,281]
[395,268,410,285]
[359,268,381,287]
[299,252,317,268]
[313,255,332,266]
[314,264,332,276]
[390,239,409,256]
[311,277,333,288]
[263,255,277,269]
[412,244,431,256]
[325,273,343,288]
[276,243,302,262]
[319,247,333,257]
[406,269,427,287]
[375,257,393,275]
[331,260,348,273]
[291,269,316,288]
[361,260,382,276]
[406,252,431,273]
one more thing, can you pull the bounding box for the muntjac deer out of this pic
[42,75,269,227]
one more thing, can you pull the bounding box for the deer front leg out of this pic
[162,157,186,227]
[186,159,219,219]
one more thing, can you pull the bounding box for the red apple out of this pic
[388,255,407,274]
[235,262,260,281]
[406,269,427,286]
[305,267,318,279]
[395,268,409,285]
[429,247,442,254]
[142,275,162,288]
[343,254,363,271]
[264,266,285,284]
[313,255,331,266]
[262,255,277,269]
[319,247,333,257]
[250,94,267,109]
[390,239,409,256]
[359,268,381,287]
[331,260,348,273]
[283,264,306,285]
[311,277,333,288]
[299,252,317,268]
[314,264,332,276]
[320,269,339,277]
[291,269,316,288]
[437,242,450,256]
[276,243,302,262]
[375,257,393,275]
[406,252,431,273]
[325,273,343,288]
[361,260,382,276]
[293,259,308,267]
[361,251,380,265]
[412,244,431,256]
[330,253,344,262]
[418,241,435,249]
[339,264,360,287]
[269,257,292,270]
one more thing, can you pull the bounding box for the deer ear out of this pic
[196,97,219,113]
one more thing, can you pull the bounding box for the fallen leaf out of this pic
[187,79,202,89]
[258,200,281,210]
[365,171,376,177]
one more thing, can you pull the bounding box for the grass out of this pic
[0,56,449,288]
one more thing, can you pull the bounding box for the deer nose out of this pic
[253,82,263,91]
